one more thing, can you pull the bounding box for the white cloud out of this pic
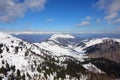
[117,26,120,29]
[96,18,101,23]
[113,18,120,23]
[76,21,90,27]
[95,0,120,14]
[95,0,120,24]
[104,13,120,24]
[76,16,91,27]
[104,13,118,20]
[46,18,54,22]
[0,0,47,23]
[86,16,92,20]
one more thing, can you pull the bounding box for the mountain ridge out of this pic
[0,32,120,80]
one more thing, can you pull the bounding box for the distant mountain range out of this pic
[0,32,120,80]
[12,32,120,43]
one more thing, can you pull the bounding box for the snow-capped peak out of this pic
[0,31,22,40]
[81,38,110,48]
[0,32,22,45]
[49,34,74,40]
[74,37,120,52]
[0,32,12,38]
[82,38,120,48]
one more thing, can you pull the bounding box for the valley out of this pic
[0,32,120,80]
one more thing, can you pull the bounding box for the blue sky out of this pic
[0,0,120,33]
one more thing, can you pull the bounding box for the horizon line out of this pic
[3,31,120,35]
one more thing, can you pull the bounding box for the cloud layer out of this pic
[0,0,46,22]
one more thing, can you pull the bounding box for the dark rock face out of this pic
[83,57,120,77]
[84,39,120,63]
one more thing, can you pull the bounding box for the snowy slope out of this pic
[35,34,86,61]
[74,38,120,52]
[0,32,90,80]
[49,33,74,43]
[0,32,119,80]
[83,63,104,73]
[0,32,55,79]
[49,33,75,47]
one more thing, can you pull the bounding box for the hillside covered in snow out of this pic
[0,32,120,80]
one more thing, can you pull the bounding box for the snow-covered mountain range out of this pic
[0,32,120,80]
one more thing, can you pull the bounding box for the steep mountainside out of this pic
[0,32,120,80]
[83,39,120,63]
[35,34,86,61]
[0,32,93,80]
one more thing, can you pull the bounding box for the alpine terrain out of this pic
[0,32,120,80]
